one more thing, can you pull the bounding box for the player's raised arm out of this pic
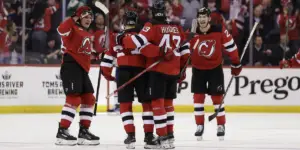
[221,25,242,76]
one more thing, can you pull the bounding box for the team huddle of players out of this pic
[53,0,300,149]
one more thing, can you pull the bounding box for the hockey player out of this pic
[115,0,190,148]
[189,7,241,141]
[100,10,159,149]
[55,6,99,146]
[279,50,300,68]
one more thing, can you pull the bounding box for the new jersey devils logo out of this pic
[78,37,92,55]
[197,40,216,58]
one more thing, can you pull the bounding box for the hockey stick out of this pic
[208,22,259,121]
[93,1,109,115]
[179,19,197,76]
[106,32,196,99]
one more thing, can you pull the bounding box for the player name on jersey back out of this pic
[161,26,179,34]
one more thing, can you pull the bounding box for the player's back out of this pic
[143,20,185,75]
[111,27,146,68]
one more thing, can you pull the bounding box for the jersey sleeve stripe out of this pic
[100,62,113,68]
[225,44,237,52]
[223,39,234,47]
[131,35,142,48]
[57,28,71,36]
[180,49,190,56]
[138,34,148,44]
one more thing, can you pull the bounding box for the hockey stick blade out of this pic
[95,1,109,15]
[208,22,259,122]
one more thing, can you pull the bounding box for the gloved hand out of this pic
[113,45,132,55]
[160,47,175,61]
[279,59,292,69]
[100,67,116,81]
[231,63,242,76]
[177,70,186,83]
[116,31,126,45]
[91,49,101,60]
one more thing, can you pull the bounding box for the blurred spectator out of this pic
[242,36,270,66]
[207,0,225,25]
[277,2,300,55]
[268,34,294,65]
[112,7,125,32]
[165,0,181,23]
[67,0,86,17]
[172,0,183,17]
[181,0,200,31]
[30,0,60,56]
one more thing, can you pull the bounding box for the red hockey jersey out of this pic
[122,20,190,76]
[190,24,240,70]
[101,27,146,76]
[278,14,299,41]
[91,29,106,53]
[57,18,93,72]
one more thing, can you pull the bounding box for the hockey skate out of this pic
[195,125,204,141]
[124,133,136,149]
[144,132,160,149]
[55,124,77,146]
[167,132,175,149]
[217,125,225,141]
[77,124,100,145]
[158,136,172,149]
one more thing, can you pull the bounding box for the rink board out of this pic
[0,66,299,113]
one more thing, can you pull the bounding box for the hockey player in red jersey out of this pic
[189,7,241,141]
[280,50,300,68]
[116,0,190,148]
[55,6,99,146]
[100,10,159,149]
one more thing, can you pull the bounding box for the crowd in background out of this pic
[0,0,300,66]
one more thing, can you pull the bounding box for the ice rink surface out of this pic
[0,113,299,150]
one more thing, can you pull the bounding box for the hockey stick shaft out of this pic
[208,22,259,121]
[106,59,161,99]
[93,26,108,115]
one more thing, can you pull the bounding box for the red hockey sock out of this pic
[79,93,95,128]
[164,99,174,134]
[142,102,154,133]
[193,94,205,125]
[151,98,167,136]
[120,102,135,134]
[60,94,81,128]
[211,95,226,125]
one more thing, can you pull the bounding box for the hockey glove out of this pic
[160,47,175,61]
[177,69,186,83]
[231,63,242,76]
[116,31,126,45]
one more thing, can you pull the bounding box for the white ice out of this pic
[0,113,299,150]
